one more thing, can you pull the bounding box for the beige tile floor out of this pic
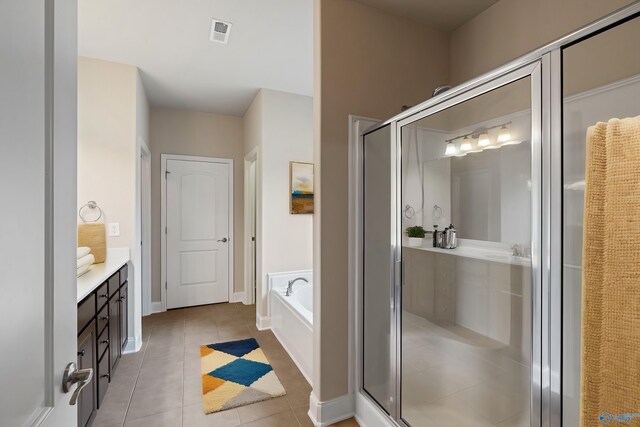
[400,311,530,427]
[92,303,359,427]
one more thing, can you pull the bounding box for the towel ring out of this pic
[432,204,442,221]
[79,201,103,223]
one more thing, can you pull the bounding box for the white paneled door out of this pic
[1,1,78,426]
[166,159,231,309]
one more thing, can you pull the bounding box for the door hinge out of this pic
[165,281,167,289]
[165,170,171,179]
[165,226,167,234]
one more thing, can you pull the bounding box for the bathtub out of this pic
[268,270,313,384]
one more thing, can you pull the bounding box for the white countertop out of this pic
[77,247,130,303]
[403,242,531,267]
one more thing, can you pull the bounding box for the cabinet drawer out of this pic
[96,281,110,310]
[97,351,110,408]
[108,272,120,298]
[96,304,109,336]
[97,325,109,361]
[119,264,128,285]
[77,294,95,334]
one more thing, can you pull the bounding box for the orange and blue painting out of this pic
[290,161,314,214]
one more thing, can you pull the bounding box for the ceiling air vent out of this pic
[210,19,232,44]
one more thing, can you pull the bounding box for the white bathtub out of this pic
[268,270,313,384]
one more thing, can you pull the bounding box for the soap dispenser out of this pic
[444,224,457,249]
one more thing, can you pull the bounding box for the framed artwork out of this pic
[290,161,314,214]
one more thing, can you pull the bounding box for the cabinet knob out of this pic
[100,339,109,345]
[77,349,85,357]
[100,373,110,381]
[100,315,109,321]
[99,293,109,299]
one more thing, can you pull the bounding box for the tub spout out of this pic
[285,277,308,296]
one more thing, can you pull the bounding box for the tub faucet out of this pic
[511,244,522,257]
[285,277,308,296]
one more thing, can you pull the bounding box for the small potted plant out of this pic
[405,225,426,247]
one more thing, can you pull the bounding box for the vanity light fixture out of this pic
[445,142,457,156]
[497,125,512,143]
[460,137,473,152]
[478,132,491,147]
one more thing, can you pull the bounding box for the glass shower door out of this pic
[399,73,540,427]
[362,124,394,413]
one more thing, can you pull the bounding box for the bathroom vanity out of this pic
[76,250,130,427]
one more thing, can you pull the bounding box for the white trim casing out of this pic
[256,314,271,331]
[244,147,260,306]
[150,301,163,314]
[138,139,152,317]
[308,393,356,427]
[230,292,245,303]
[160,154,235,311]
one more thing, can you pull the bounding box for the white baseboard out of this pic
[355,392,394,427]
[149,301,163,314]
[230,291,245,303]
[256,314,271,330]
[122,336,143,354]
[308,392,355,427]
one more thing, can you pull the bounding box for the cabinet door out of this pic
[108,292,120,372]
[119,282,128,351]
[77,321,96,427]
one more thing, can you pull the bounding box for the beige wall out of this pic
[148,108,244,302]
[243,89,314,319]
[78,57,137,251]
[78,56,148,343]
[450,0,635,85]
[314,0,450,401]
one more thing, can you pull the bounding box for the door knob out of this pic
[62,362,93,406]
[217,237,228,243]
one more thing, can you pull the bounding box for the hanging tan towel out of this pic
[78,223,106,263]
[580,116,640,427]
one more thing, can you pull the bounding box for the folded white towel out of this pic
[77,263,91,278]
[77,254,95,269]
[77,247,91,259]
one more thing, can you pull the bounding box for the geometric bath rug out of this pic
[200,338,286,414]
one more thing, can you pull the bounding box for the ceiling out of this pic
[355,0,499,32]
[79,0,313,116]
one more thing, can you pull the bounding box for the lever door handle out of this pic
[217,237,228,243]
[62,362,93,406]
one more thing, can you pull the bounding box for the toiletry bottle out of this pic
[445,224,457,249]
[432,225,438,247]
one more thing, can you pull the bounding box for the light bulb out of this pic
[502,139,522,146]
[478,133,490,147]
[460,137,472,152]
[445,142,456,156]
[497,125,511,143]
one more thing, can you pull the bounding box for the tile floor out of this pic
[400,311,530,427]
[92,303,359,427]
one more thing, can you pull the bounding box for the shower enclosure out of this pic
[356,5,640,427]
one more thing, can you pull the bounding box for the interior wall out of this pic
[78,57,137,250]
[315,0,450,402]
[449,0,636,85]
[148,108,244,302]
[78,56,147,347]
[243,89,314,319]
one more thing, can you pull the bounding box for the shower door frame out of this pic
[394,62,544,427]
[355,4,640,427]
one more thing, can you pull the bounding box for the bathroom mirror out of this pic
[402,77,531,245]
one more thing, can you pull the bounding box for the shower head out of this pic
[433,85,452,97]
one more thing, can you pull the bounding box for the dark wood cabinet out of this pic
[77,264,129,426]
[108,291,121,371]
[77,321,97,427]
[119,282,128,350]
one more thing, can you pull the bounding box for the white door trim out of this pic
[138,139,152,317]
[161,154,234,311]
[244,147,260,305]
